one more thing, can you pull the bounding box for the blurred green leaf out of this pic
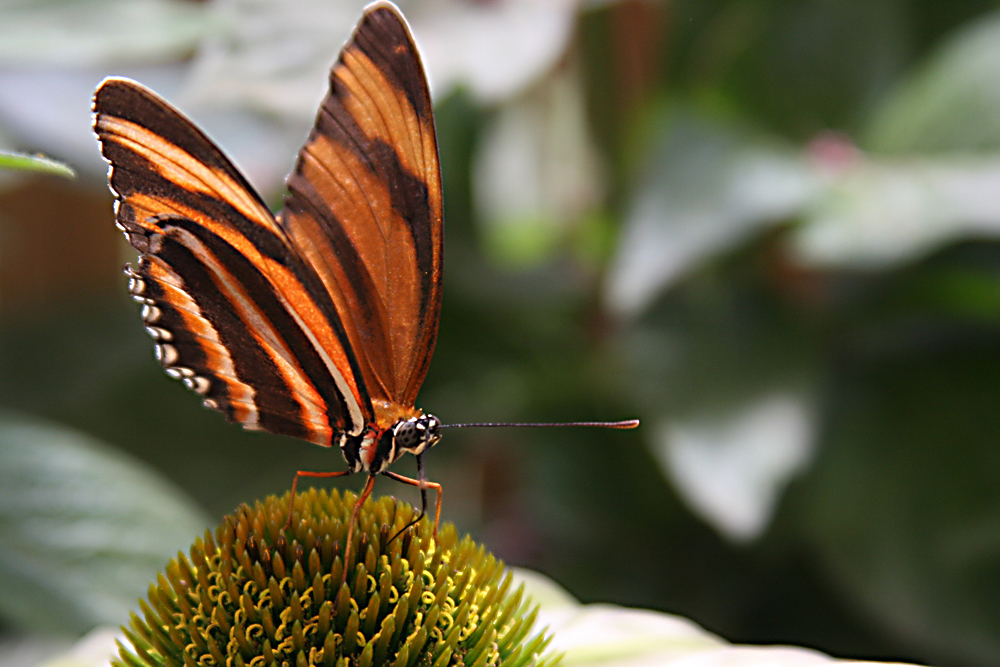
[654,389,817,542]
[0,410,210,635]
[605,108,818,317]
[793,155,1000,268]
[866,10,1000,153]
[0,150,74,178]
[474,64,604,266]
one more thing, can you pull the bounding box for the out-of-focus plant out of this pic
[0,150,74,178]
[0,411,210,635]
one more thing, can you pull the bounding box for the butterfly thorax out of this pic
[340,405,441,474]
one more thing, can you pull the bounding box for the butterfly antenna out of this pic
[440,419,639,430]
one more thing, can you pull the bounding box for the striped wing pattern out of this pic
[280,3,443,414]
[94,80,371,445]
[93,2,443,446]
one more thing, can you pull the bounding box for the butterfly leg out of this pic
[342,474,376,586]
[286,468,353,529]
[381,470,442,538]
[287,469,375,586]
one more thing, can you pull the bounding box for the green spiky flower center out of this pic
[114,489,556,667]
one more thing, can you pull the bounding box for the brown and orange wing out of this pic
[94,77,372,444]
[279,1,443,414]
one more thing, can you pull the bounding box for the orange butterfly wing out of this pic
[93,78,372,445]
[279,2,443,423]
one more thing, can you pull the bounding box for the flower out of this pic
[114,489,557,667]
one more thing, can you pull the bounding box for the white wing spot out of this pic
[164,366,195,380]
[141,304,161,322]
[156,344,179,366]
[184,376,211,394]
[146,326,172,341]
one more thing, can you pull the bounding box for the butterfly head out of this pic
[392,414,442,459]
[352,411,442,474]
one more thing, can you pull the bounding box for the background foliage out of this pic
[1,1,1000,666]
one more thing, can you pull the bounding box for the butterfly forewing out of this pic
[280,2,443,413]
[94,78,372,445]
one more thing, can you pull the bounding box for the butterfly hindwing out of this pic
[280,2,443,412]
[94,78,372,444]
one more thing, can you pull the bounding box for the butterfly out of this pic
[94,0,637,560]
